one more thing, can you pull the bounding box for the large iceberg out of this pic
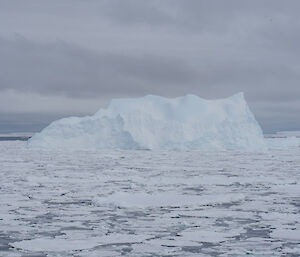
[28,93,267,151]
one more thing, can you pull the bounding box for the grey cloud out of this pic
[0,37,197,98]
[97,0,300,35]
[0,112,63,133]
[1,36,299,104]
[0,0,300,133]
[97,0,171,27]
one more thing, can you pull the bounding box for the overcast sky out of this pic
[0,0,299,133]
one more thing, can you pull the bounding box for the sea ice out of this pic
[1,141,300,256]
[266,136,300,149]
[10,234,151,252]
[10,237,100,252]
[94,191,245,208]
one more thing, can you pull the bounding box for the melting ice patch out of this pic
[28,93,267,151]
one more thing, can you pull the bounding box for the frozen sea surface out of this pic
[0,141,299,257]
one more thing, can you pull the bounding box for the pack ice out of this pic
[28,93,267,151]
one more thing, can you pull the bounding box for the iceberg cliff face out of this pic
[28,93,267,151]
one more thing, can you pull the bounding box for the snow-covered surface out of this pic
[11,234,152,252]
[266,136,300,149]
[276,131,300,137]
[95,191,245,208]
[28,93,267,151]
[1,141,300,256]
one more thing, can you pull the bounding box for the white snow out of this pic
[266,136,300,149]
[27,93,267,151]
[11,237,100,252]
[177,227,245,243]
[271,229,300,241]
[11,234,151,252]
[94,191,245,208]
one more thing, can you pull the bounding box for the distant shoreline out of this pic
[0,136,31,141]
[0,133,33,141]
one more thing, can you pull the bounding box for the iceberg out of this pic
[28,93,267,151]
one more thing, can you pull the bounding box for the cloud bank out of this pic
[0,0,300,132]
